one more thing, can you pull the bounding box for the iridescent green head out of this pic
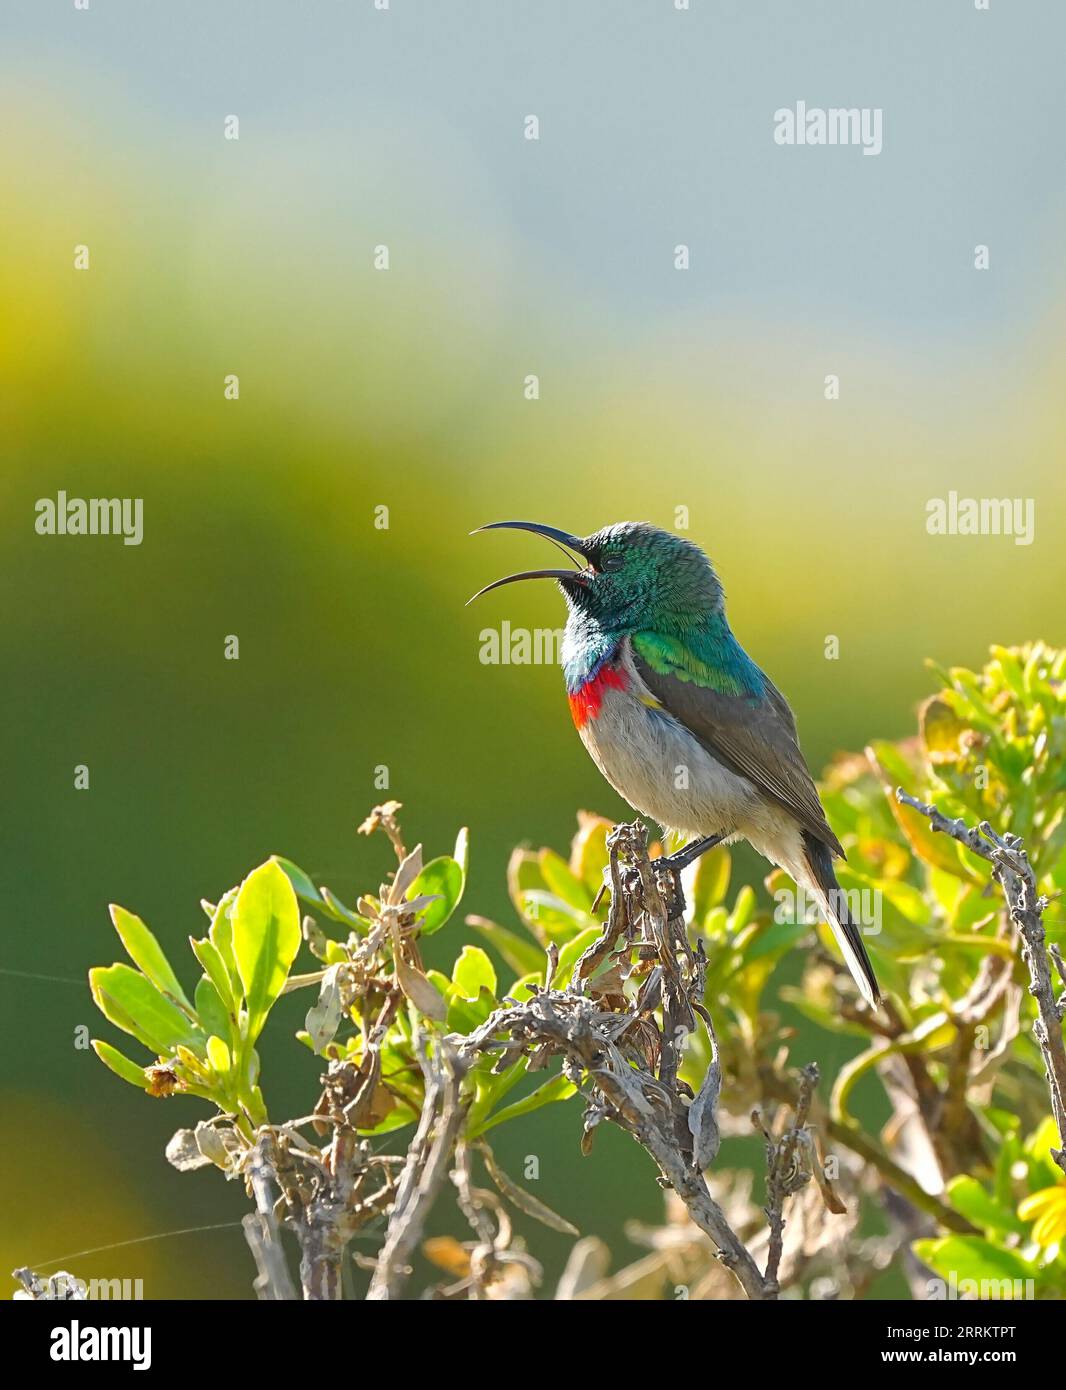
[469,520,724,631]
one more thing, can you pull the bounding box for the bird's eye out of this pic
[600,553,624,572]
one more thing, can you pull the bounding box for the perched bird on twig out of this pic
[470,519,880,1007]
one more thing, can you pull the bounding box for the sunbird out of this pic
[470,519,880,1007]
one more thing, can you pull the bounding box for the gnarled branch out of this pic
[897,789,1066,1175]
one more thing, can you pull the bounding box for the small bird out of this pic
[470,519,880,1006]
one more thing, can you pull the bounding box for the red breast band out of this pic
[568,663,627,728]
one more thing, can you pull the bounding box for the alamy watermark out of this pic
[478,623,563,665]
[774,101,883,157]
[16,1270,144,1300]
[926,492,1034,546]
[925,1272,1034,1301]
[35,492,143,546]
[50,1319,151,1370]
[774,884,881,936]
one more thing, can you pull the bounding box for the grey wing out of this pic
[632,656,844,858]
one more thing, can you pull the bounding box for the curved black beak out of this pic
[467,520,593,605]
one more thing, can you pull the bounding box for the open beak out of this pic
[467,521,593,605]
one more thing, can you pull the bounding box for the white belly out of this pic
[577,664,800,863]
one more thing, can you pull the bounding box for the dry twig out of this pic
[897,789,1066,1175]
[452,821,826,1300]
[366,1035,467,1299]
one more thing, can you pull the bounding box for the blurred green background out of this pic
[2,0,1064,1297]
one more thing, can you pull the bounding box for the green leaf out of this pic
[994,1130,1022,1209]
[409,856,465,936]
[878,772,978,879]
[243,1083,268,1126]
[865,738,917,790]
[551,926,602,988]
[538,849,593,912]
[687,846,731,923]
[360,1102,418,1136]
[519,891,589,943]
[832,1012,957,1124]
[779,988,872,1039]
[446,984,495,1034]
[732,918,808,970]
[322,937,350,965]
[90,963,205,1056]
[271,855,327,909]
[467,916,546,979]
[945,1176,1027,1237]
[466,1058,527,1133]
[861,873,931,928]
[912,1235,1035,1291]
[232,860,302,1043]
[726,885,757,933]
[206,1035,231,1075]
[452,946,497,1001]
[1024,1115,1065,1189]
[194,975,231,1042]
[108,905,191,1009]
[91,1039,150,1090]
[208,888,241,997]
[190,936,237,1013]
[506,972,542,1004]
[272,855,371,930]
[508,848,550,906]
[568,814,612,895]
[318,887,370,933]
[471,1072,577,1137]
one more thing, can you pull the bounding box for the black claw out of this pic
[656,831,731,874]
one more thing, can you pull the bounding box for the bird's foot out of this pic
[655,831,731,874]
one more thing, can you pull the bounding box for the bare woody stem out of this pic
[897,788,1066,1176]
[243,1137,300,1300]
[366,1037,467,1300]
[758,1063,819,1291]
[357,819,838,1300]
[755,1062,977,1236]
[453,821,826,1300]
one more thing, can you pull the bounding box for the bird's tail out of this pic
[799,832,880,1007]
